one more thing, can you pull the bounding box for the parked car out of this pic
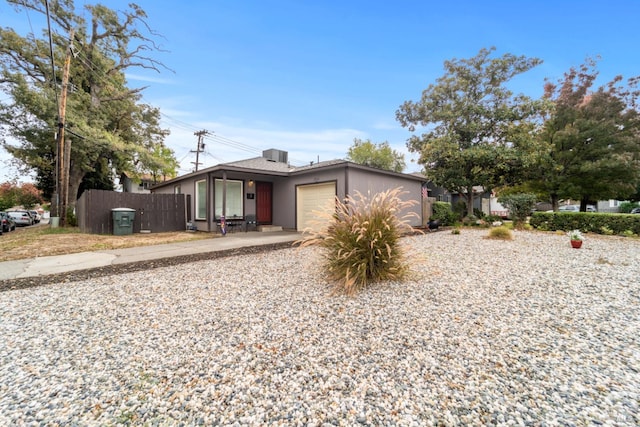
[8,210,34,226]
[557,204,597,212]
[28,210,41,223]
[1,211,17,232]
[630,207,640,214]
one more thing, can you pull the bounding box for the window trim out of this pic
[214,179,244,219]
[195,179,207,220]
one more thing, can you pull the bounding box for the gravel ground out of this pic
[1,229,639,426]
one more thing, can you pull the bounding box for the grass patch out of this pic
[38,226,84,235]
[0,224,212,262]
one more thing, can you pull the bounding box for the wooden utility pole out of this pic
[56,29,74,226]
[191,130,209,171]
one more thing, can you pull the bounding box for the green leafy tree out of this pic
[16,182,43,209]
[630,184,640,202]
[0,181,19,211]
[396,48,544,217]
[346,138,406,172]
[0,0,177,214]
[530,60,640,211]
[0,181,42,210]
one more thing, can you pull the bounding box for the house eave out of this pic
[151,158,426,191]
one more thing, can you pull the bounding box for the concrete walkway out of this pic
[0,231,301,281]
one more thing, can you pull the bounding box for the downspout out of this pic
[344,163,349,201]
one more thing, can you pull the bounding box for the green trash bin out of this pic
[112,208,136,235]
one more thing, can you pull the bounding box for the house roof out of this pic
[224,156,294,173]
[290,159,425,182]
[290,159,346,172]
[151,155,425,190]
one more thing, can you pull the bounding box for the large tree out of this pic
[530,60,640,211]
[346,138,406,172]
[0,0,177,220]
[396,47,544,217]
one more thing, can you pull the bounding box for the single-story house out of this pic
[151,149,427,232]
[119,173,160,194]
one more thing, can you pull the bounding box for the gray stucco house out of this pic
[151,149,427,232]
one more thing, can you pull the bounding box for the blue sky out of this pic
[1,0,639,181]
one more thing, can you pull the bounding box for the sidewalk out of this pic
[0,231,301,282]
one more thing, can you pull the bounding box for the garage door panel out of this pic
[296,183,336,232]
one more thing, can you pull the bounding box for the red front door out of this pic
[256,181,272,224]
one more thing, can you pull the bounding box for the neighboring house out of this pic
[120,173,159,194]
[424,184,507,217]
[424,181,452,204]
[455,186,488,215]
[598,199,624,213]
[151,149,426,232]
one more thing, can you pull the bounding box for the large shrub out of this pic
[296,187,418,295]
[432,201,458,225]
[497,193,537,229]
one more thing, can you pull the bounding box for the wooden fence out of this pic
[76,190,186,234]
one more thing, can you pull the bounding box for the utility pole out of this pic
[191,130,209,171]
[56,28,74,227]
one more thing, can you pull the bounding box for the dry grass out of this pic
[0,224,213,262]
[486,226,513,240]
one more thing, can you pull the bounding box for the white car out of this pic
[557,204,596,212]
[28,210,41,223]
[8,211,34,226]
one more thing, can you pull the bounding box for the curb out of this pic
[0,241,296,293]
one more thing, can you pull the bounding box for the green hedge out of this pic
[530,212,640,235]
[431,201,458,225]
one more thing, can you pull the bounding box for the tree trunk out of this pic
[464,189,475,218]
[67,164,85,222]
[550,193,559,211]
[580,198,594,212]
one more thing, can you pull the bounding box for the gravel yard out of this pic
[1,229,639,426]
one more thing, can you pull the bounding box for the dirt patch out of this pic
[0,224,215,262]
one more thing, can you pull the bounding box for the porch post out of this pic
[206,172,211,232]
[222,170,227,220]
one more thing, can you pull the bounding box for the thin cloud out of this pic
[372,120,402,131]
[126,73,175,85]
[165,119,367,170]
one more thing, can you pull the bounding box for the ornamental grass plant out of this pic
[296,187,418,295]
[487,225,513,240]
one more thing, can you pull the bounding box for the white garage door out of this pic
[296,182,336,232]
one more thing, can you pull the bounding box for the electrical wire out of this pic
[53,29,314,168]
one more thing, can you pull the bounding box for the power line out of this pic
[52,30,312,168]
[50,31,309,166]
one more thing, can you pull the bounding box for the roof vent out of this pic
[262,149,288,163]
